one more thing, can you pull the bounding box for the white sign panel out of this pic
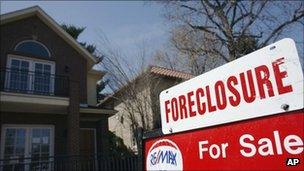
[160,38,304,135]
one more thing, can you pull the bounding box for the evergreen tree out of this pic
[61,24,108,103]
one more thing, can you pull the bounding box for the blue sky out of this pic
[0,1,168,63]
[1,1,303,66]
[1,1,303,94]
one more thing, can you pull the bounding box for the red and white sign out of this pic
[146,139,183,170]
[145,110,304,170]
[160,38,304,134]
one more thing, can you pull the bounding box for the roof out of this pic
[88,69,106,78]
[149,66,194,79]
[98,66,193,105]
[80,105,117,116]
[0,6,98,67]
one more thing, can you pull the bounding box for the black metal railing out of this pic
[0,155,141,171]
[0,68,69,97]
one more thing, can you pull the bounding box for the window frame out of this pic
[0,124,55,160]
[6,57,31,91]
[14,40,51,58]
[5,55,56,94]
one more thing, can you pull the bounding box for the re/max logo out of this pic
[150,150,177,166]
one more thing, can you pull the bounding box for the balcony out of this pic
[0,68,69,97]
[0,68,70,114]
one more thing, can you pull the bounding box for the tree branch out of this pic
[240,1,268,37]
[260,9,304,47]
[186,22,227,43]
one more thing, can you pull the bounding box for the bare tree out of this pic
[96,33,160,153]
[158,0,304,74]
[154,26,225,75]
[154,50,178,70]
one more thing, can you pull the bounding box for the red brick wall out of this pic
[0,16,88,103]
[0,112,68,155]
[67,81,80,155]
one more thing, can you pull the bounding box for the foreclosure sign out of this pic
[145,38,303,170]
[145,110,303,170]
[159,38,303,134]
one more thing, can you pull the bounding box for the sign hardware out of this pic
[270,46,276,50]
[281,104,289,111]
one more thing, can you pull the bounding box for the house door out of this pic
[80,129,96,157]
[33,62,53,94]
[1,125,54,171]
[6,58,30,92]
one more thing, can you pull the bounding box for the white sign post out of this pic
[160,38,304,135]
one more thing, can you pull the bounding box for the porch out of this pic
[0,68,70,114]
[0,68,69,97]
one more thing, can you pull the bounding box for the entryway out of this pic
[80,128,96,157]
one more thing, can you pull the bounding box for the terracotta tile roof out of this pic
[98,66,194,106]
[150,66,194,80]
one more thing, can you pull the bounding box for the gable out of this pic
[1,15,86,67]
[0,6,98,68]
[0,15,89,103]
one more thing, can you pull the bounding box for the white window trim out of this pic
[7,55,55,72]
[15,40,51,57]
[6,55,56,94]
[0,124,55,160]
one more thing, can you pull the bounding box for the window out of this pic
[9,59,30,91]
[15,40,51,57]
[1,125,54,171]
[34,63,52,93]
[5,55,55,95]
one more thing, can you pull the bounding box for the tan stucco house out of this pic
[100,66,193,153]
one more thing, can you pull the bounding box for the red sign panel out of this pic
[144,110,303,170]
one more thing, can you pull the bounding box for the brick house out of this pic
[0,6,116,169]
[100,66,193,153]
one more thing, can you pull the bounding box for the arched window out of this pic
[15,40,51,57]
